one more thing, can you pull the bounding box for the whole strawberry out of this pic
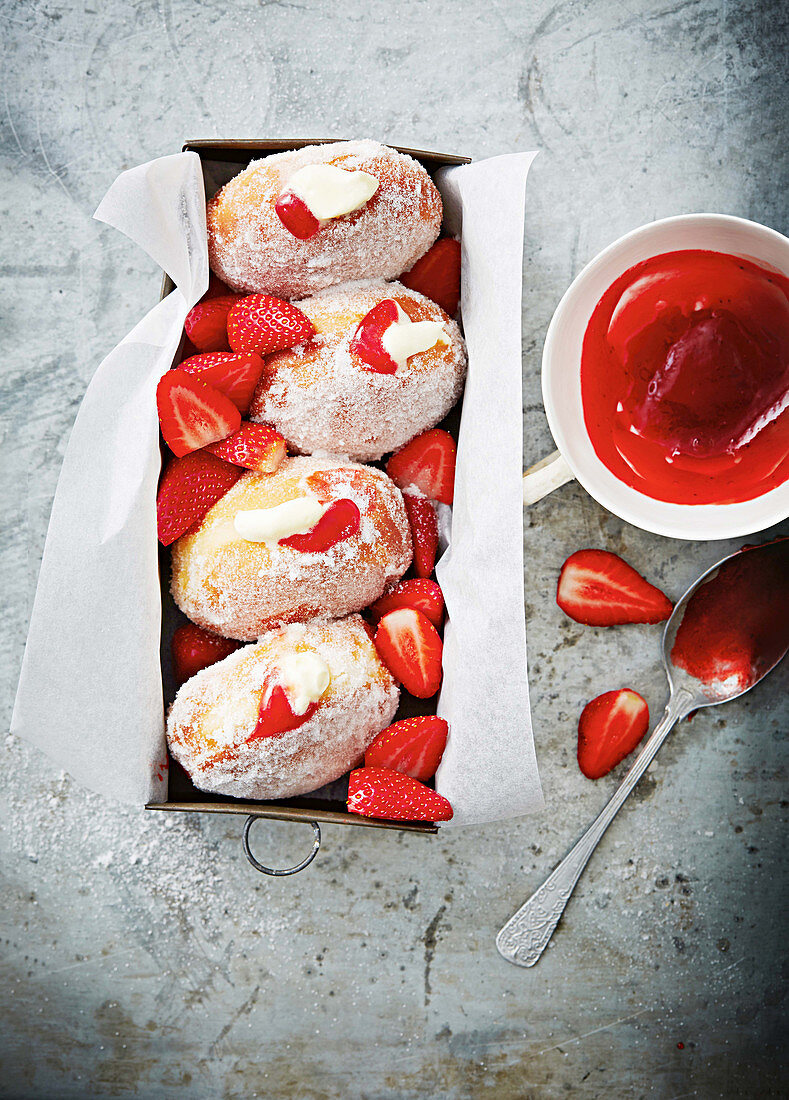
[157,451,242,546]
[227,294,315,355]
[206,422,286,474]
[184,295,238,352]
[347,767,453,821]
[172,623,241,686]
[369,578,444,629]
[364,715,449,780]
[402,494,438,578]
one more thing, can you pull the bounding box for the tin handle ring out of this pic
[242,815,321,876]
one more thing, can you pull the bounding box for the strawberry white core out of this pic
[275,650,331,715]
[381,303,448,370]
[286,164,379,222]
[234,497,324,543]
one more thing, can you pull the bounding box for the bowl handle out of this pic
[522,450,575,505]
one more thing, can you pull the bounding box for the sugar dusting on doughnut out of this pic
[166,615,399,799]
[170,455,412,641]
[249,279,467,461]
[207,141,442,299]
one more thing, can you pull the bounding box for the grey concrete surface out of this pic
[2,1,788,1097]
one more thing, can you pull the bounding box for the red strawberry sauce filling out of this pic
[279,498,361,553]
[671,539,789,691]
[581,250,789,504]
[250,682,319,741]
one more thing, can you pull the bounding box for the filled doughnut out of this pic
[249,279,467,461]
[167,615,399,799]
[170,455,412,641]
[207,140,442,299]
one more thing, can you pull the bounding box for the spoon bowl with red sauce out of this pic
[526,214,789,539]
[497,537,789,968]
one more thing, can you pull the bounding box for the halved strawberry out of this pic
[184,295,238,352]
[374,608,443,699]
[205,422,286,474]
[387,429,456,506]
[249,683,318,741]
[275,192,321,239]
[557,549,673,626]
[349,299,400,374]
[157,369,241,457]
[402,493,438,577]
[364,716,449,780]
[171,623,241,686]
[577,689,650,779]
[227,294,315,355]
[369,579,444,629]
[401,238,461,316]
[280,498,361,552]
[179,351,266,415]
[347,766,453,821]
[156,451,243,546]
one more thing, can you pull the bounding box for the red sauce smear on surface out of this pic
[581,250,789,504]
[671,540,789,691]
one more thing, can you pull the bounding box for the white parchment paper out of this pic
[435,154,544,825]
[11,153,208,804]
[12,148,543,824]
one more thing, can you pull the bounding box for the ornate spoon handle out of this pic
[496,689,695,967]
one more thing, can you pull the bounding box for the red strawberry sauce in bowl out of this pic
[581,250,789,505]
[540,215,789,539]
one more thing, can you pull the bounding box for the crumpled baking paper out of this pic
[435,153,543,825]
[12,147,543,825]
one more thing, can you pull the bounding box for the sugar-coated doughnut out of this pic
[167,615,399,800]
[170,455,412,641]
[249,279,466,461]
[207,141,442,299]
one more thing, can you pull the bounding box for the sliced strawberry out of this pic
[369,579,444,629]
[374,608,443,699]
[557,549,673,626]
[349,299,400,374]
[156,450,243,546]
[275,191,321,240]
[347,767,453,821]
[184,295,237,352]
[280,498,360,552]
[249,683,319,741]
[577,689,650,779]
[227,294,315,355]
[205,422,286,474]
[402,493,438,577]
[387,429,456,506]
[157,369,241,457]
[364,716,449,780]
[171,623,241,686]
[179,351,266,415]
[401,238,461,316]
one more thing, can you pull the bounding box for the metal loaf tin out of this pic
[147,140,470,863]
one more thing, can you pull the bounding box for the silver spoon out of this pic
[497,538,789,968]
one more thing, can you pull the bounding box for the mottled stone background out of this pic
[1,1,788,1097]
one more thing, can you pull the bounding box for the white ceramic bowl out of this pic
[540,214,789,540]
